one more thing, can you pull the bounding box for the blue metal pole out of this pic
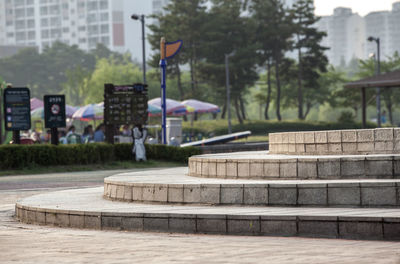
[160,58,167,144]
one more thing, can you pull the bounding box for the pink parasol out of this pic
[30,98,44,111]
[148,97,186,114]
[181,99,220,113]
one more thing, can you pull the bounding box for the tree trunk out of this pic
[189,58,195,96]
[304,102,312,119]
[192,44,198,93]
[275,58,282,121]
[234,97,243,124]
[297,34,304,120]
[353,107,358,122]
[221,103,226,119]
[175,64,184,101]
[264,60,272,120]
[175,64,187,121]
[239,96,246,120]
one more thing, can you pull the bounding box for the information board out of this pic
[104,83,148,126]
[44,95,66,128]
[3,87,31,131]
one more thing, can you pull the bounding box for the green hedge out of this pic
[182,120,377,137]
[0,143,201,170]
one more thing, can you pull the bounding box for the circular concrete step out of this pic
[188,152,400,180]
[268,128,400,155]
[104,168,400,208]
[15,187,400,240]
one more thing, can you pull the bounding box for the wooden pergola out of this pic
[344,69,400,128]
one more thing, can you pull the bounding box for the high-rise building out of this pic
[152,0,170,15]
[2,0,125,53]
[389,2,400,56]
[365,11,390,59]
[316,2,400,66]
[0,1,6,44]
[316,8,365,66]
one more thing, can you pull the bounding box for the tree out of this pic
[198,0,258,123]
[0,77,7,144]
[291,0,328,119]
[250,0,293,121]
[148,0,208,98]
[62,66,92,106]
[84,57,143,104]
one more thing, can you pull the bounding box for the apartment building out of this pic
[316,2,400,66]
[2,0,125,53]
[365,11,390,60]
[316,7,365,66]
[152,0,170,15]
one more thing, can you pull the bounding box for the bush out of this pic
[337,111,355,123]
[0,143,201,170]
[182,120,376,137]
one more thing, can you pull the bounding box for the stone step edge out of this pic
[15,203,400,241]
[188,155,400,180]
[103,180,400,207]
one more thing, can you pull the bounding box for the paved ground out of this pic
[1,170,400,263]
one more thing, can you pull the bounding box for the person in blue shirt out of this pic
[381,110,387,124]
[94,123,105,142]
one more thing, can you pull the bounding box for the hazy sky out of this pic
[314,0,399,16]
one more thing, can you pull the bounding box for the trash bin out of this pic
[166,118,182,145]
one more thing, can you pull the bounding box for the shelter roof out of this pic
[344,69,400,89]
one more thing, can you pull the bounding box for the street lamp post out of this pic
[131,14,146,84]
[367,36,381,127]
[225,53,232,134]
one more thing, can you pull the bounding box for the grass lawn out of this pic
[0,160,183,176]
[233,135,269,143]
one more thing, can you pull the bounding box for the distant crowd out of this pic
[24,124,133,144]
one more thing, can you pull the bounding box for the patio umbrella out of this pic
[72,104,104,121]
[30,98,44,111]
[148,97,187,114]
[31,105,78,119]
[148,104,162,116]
[181,99,220,113]
[97,101,161,116]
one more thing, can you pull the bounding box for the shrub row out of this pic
[0,143,201,170]
[182,120,376,137]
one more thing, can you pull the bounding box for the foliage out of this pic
[84,57,143,103]
[148,0,208,100]
[0,143,201,170]
[0,42,132,100]
[337,111,355,123]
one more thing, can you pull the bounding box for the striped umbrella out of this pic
[31,105,78,119]
[72,104,104,121]
[30,98,43,111]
